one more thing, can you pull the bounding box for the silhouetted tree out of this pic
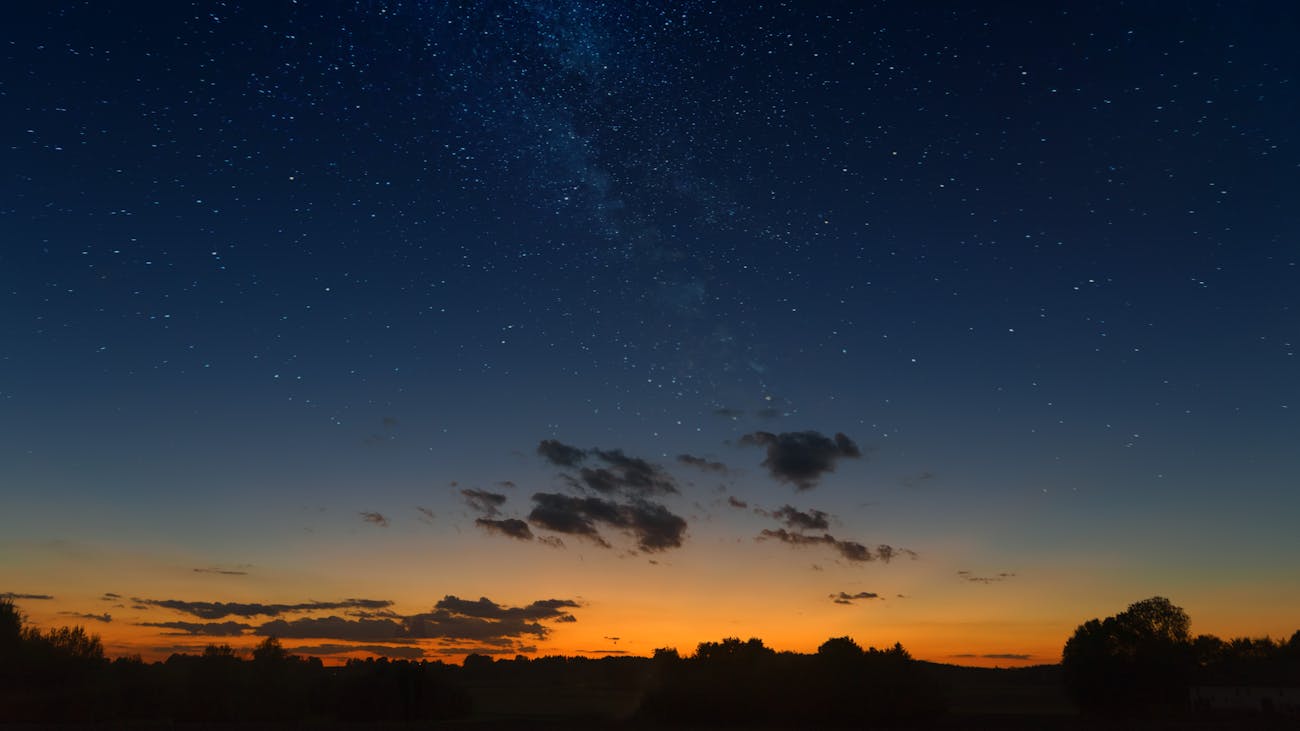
[1062,596,1194,715]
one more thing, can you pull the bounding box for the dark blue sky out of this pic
[2,1,1297,663]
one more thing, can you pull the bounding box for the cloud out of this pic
[360,511,390,527]
[462,488,507,517]
[291,643,426,660]
[726,496,749,509]
[581,449,678,496]
[772,505,830,531]
[537,439,587,467]
[957,571,1015,584]
[475,517,534,541]
[830,591,881,605]
[415,506,436,523]
[537,440,678,497]
[739,431,861,490]
[241,595,580,649]
[256,616,406,642]
[497,480,517,489]
[528,492,609,545]
[527,492,686,552]
[758,528,875,563]
[713,407,744,418]
[139,620,252,636]
[676,453,729,473]
[433,596,578,621]
[60,611,112,623]
[132,597,394,620]
[1,592,53,600]
[901,471,935,488]
[193,567,249,576]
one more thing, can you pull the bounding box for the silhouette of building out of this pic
[1190,685,1300,715]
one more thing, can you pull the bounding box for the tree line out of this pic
[5,595,1299,723]
[1062,596,1300,716]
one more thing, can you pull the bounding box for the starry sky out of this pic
[2,1,1297,666]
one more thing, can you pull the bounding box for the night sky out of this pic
[2,1,1297,666]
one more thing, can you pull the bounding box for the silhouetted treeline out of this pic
[0,599,469,723]
[1062,596,1300,717]
[638,636,947,726]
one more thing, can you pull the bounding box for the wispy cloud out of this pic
[475,517,534,541]
[193,567,249,576]
[676,453,729,473]
[132,597,394,620]
[360,511,390,527]
[462,488,507,517]
[60,611,112,623]
[771,505,830,531]
[830,591,881,605]
[957,570,1016,584]
[757,528,913,563]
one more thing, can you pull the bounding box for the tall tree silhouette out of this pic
[1062,596,1193,715]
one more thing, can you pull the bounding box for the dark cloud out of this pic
[713,407,744,418]
[257,616,406,642]
[739,431,861,490]
[475,517,534,541]
[433,596,578,622]
[193,567,249,576]
[758,528,875,563]
[537,439,587,467]
[537,441,678,497]
[101,592,121,600]
[242,595,581,648]
[623,500,689,551]
[139,620,252,636]
[461,488,508,517]
[60,611,112,623]
[583,449,678,496]
[527,492,686,552]
[528,492,609,546]
[772,505,830,531]
[755,407,783,419]
[407,595,577,643]
[497,480,517,489]
[830,591,881,605]
[291,643,425,660]
[1,592,53,600]
[132,597,394,620]
[360,511,390,527]
[415,506,436,523]
[676,453,729,473]
[726,496,749,509]
[957,571,1015,584]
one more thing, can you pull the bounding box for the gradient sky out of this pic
[2,1,1297,667]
